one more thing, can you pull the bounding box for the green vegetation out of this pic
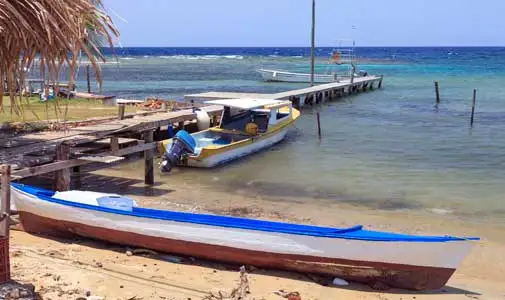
[0,96,136,123]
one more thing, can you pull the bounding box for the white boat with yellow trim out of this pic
[159,98,300,171]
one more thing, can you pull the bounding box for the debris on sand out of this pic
[274,290,302,300]
[203,266,250,300]
[0,281,41,300]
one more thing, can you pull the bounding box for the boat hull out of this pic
[12,186,473,291]
[17,211,456,290]
[187,127,289,168]
[257,69,338,83]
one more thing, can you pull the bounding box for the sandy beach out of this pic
[10,166,505,300]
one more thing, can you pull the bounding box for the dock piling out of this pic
[470,89,477,126]
[118,104,126,120]
[54,142,71,191]
[0,164,11,238]
[434,81,441,104]
[144,130,155,185]
[110,137,119,154]
[316,112,322,139]
[378,75,383,89]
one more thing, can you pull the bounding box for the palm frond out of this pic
[0,0,119,115]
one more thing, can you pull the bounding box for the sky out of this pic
[104,0,505,47]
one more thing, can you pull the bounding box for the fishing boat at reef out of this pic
[11,183,477,290]
[159,98,299,172]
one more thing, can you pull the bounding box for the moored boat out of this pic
[159,98,300,171]
[257,39,369,84]
[11,183,478,290]
[257,69,339,83]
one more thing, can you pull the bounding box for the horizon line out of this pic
[106,45,505,48]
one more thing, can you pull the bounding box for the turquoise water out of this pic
[77,48,505,222]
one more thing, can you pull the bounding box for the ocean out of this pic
[76,47,505,223]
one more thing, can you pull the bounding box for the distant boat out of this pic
[12,183,478,290]
[159,98,300,171]
[257,39,367,84]
[256,69,340,83]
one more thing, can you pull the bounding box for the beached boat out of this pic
[11,183,478,290]
[159,99,300,171]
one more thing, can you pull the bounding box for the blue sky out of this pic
[105,0,505,47]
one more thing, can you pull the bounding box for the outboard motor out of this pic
[160,130,196,173]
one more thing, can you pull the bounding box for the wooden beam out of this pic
[79,155,125,164]
[0,165,11,237]
[54,142,71,191]
[118,104,126,120]
[110,136,119,154]
[12,142,158,179]
[144,131,155,185]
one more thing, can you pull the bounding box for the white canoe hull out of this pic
[257,69,338,83]
[12,184,475,290]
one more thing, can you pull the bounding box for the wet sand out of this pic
[11,166,505,299]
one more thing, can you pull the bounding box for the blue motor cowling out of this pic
[160,130,196,173]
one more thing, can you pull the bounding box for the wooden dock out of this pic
[184,75,383,108]
[1,74,383,191]
[0,105,222,190]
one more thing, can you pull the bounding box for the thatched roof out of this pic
[0,0,119,113]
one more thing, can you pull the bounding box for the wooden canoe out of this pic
[11,183,478,290]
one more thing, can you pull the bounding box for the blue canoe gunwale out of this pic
[12,183,479,243]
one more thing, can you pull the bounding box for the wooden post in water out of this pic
[434,81,440,104]
[310,0,316,86]
[86,64,91,93]
[0,165,11,238]
[316,112,321,139]
[470,89,477,126]
[378,75,383,89]
[350,65,356,84]
[54,142,71,191]
[144,130,154,185]
[117,104,126,120]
